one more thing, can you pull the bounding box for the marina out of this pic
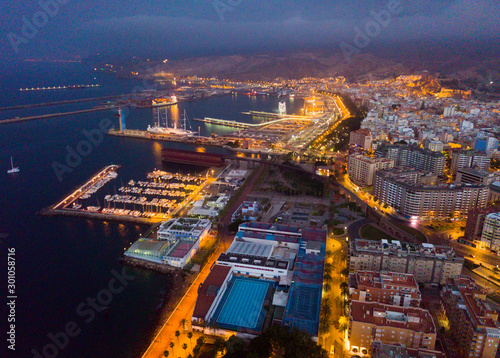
[43,166,215,223]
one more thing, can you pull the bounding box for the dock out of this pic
[241,110,310,120]
[0,106,119,125]
[192,116,312,129]
[192,117,253,128]
[107,129,220,146]
[53,165,121,210]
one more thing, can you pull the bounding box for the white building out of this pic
[480,212,500,252]
[348,153,394,187]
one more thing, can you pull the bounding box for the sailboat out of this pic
[7,157,20,174]
[146,108,196,137]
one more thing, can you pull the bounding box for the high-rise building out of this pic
[349,239,464,284]
[451,150,490,174]
[374,169,489,219]
[456,167,500,186]
[480,212,500,252]
[441,276,500,358]
[348,153,394,187]
[350,128,373,150]
[349,271,421,307]
[376,144,445,175]
[464,204,500,241]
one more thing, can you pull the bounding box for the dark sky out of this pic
[0,0,498,63]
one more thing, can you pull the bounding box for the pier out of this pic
[241,110,310,120]
[192,116,312,128]
[192,117,253,128]
[53,165,120,210]
[0,95,124,112]
[0,106,119,125]
[19,84,101,92]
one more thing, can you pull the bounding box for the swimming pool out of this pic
[215,278,271,330]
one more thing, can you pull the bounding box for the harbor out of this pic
[42,165,215,223]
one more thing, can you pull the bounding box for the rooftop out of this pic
[192,265,232,320]
[350,301,436,334]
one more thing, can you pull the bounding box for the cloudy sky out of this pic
[0,0,498,63]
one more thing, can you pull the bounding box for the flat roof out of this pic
[226,240,273,258]
[192,265,232,320]
[282,282,322,337]
[350,301,436,334]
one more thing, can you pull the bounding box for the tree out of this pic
[210,322,219,336]
[180,318,187,331]
[340,281,349,296]
[169,342,175,355]
[187,332,193,348]
[340,267,349,277]
[323,282,331,293]
[196,336,205,346]
[245,325,328,358]
[163,350,169,358]
[321,298,333,323]
[175,330,180,344]
[323,272,333,285]
[182,343,188,357]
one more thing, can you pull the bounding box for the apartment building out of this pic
[349,270,421,307]
[456,167,500,186]
[348,153,394,186]
[349,301,437,355]
[451,150,490,175]
[376,143,445,175]
[464,204,500,241]
[349,239,464,284]
[441,276,500,358]
[374,168,489,219]
[480,212,500,252]
[350,128,373,150]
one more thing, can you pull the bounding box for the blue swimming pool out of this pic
[215,278,272,330]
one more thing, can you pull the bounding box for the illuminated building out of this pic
[441,276,500,358]
[348,153,394,186]
[349,239,463,285]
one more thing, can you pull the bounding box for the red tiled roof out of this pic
[192,265,231,320]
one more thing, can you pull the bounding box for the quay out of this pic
[107,128,220,146]
[192,117,252,128]
[241,110,310,120]
[0,95,123,112]
[192,116,313,128]
[0,106,119,125]
[53,164,121,210]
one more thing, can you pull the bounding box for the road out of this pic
[321,233,349,358]
[142,165,264,358]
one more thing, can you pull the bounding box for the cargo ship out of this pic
[152,95,177,107]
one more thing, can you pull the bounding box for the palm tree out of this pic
[323,282,331,293]
[175,330,180,344]
[196,336,205,346]
[180,318,187,331]
[321,298,333,323]
[323,272,333,285]
[163,350,169,358]
[182,343,188,357]
[340,267,349,277]
[187,332,193,348]
[340,281,349,296]
[169,342,175,355]
[210,322,219,336]
[324,262,333,272]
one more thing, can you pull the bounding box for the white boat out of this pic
[7,157,19,174]
[147,108,196,137]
